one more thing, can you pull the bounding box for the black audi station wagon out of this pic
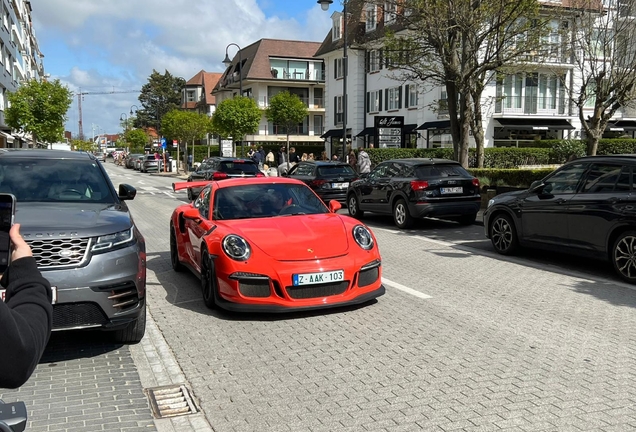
[484,155,636,283]
[347,158,481,228]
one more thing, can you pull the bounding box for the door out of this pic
[373,162,403,213]
[520,162,587,247]
[186,186,214,271]
[362,163,390,212]
[567,163,633,253]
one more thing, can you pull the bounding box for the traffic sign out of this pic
[161,137,167,149]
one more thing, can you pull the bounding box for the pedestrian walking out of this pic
[357,147,371,174]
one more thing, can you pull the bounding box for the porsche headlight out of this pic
[92,228,135,253]
[222,235,251,261]
[353,225,374,250]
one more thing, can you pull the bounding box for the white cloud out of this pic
[30,0,331,136]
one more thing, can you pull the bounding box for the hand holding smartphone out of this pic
[0,193,16,273]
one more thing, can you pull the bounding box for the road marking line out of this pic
[382,277,432,299]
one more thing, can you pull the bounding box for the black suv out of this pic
[285,161,358,204]
[484,155,636,284]
[186,157,263,201]
[347,158,481,228]
[0,149,146,343]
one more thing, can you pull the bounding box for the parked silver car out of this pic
[0,149,146,343]
[140,155,162,173]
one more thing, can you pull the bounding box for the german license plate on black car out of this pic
[441,187,463,194]
[292,270,344,286]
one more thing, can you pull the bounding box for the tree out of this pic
[265,91,308,171]
[71,139,95,152]
[211,97,261,157]
[126,129,149,153]
[161,109,212,173]
[562,0,636,156]
[383,0,547,167]
[134,70,185,135]
[6,78,73,146]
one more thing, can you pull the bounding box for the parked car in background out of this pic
[285,161,357,205]
[0,149,146,343]
[347,158,481,229]
[140,155,161,173]
[485,155,636,284]
[186,158,219,201]
[125,153,143,169]
[170,177,384,311]
[186,157,263,201]
[93,151,106,162]
[133,155,145,171]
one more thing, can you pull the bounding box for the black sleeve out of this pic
[0,257,53,389]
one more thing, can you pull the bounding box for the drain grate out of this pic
[145,384,199,419]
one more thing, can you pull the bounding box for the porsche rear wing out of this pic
[172,180,213,192]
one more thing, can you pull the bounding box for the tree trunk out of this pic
[458,92,471,168]
[470,86,485,168]
[286,133,290,174]
[446,82,461,161]
[176,141,180,175]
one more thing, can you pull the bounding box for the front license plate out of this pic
[332,182,349,189]
[441,187,463,194]
[293,270,344,286]
[0,286,57,304]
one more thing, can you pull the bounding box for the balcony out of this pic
[253,96,324,109]
[495,95,567,116]
[269,68,325,82]
[268,125,309,135]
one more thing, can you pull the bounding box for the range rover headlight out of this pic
[92,227,136,253]
[353,225,374,250]
[487,198,495,208]
[222,235,251,261]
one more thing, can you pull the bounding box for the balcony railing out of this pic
[495,95,567,115]
[268,125,309,135]
[269,68,325,81]
[313,97,324,108]
[253,96,324,109]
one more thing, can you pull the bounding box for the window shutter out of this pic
[379,91,383,112]
[334,96,337,124]
[366,92,370,113]
[398,86,403,109]
[334,59,337,79]
[404,85,410,108]
[379,49,383,69]
[384,89,388,111]
[365,51,370,73]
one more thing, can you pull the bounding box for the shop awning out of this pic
[494,118,574,130]
[356,127,375,137]
[611,120,636,130]
[416,120,451,130]
[404,124,418,134]
[321,129,351,139]
[0,131,14,143]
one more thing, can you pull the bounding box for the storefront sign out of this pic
[221,139,233,157]
[375,116,404,148]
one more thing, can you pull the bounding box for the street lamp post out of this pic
[120,113,128,151]
[223,43,244,157]
[318,0,347,162]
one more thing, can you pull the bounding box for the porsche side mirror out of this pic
[183,207,200,221]
[328,200,342,213]
[118,184,137,200]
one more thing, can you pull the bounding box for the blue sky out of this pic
[30,0,333,140]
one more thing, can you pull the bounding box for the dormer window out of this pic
[332,13,342,40]
[366,4,377,32]
[384,2,396,25]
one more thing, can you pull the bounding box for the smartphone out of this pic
[0,193,16,273]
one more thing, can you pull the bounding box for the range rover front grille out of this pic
[52,302,108,329]
[26,237,91,269]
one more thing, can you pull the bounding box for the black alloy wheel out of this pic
[347,193,364,219]
[201,251,218,309]
[489,213,518,255]
[612,231,636,284]
[170,225,184,272]
[393,198,414,229]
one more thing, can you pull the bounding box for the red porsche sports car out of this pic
[170,177,385,312]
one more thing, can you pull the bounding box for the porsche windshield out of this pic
[213,183,329,220]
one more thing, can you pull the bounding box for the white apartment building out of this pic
[315,0,636,150]
[213,38,326,147]
[0,0,44,147]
